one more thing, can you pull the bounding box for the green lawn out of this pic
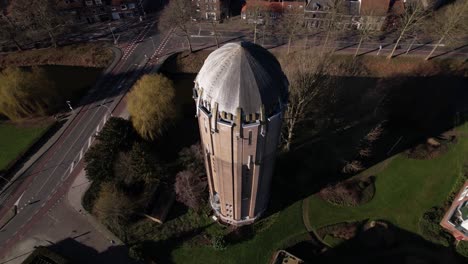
[0,122,51,171]
[171,201,308,264]
[0,65,102,171]
[308,123,468,235]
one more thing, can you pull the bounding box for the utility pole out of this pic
[138,0,146,19]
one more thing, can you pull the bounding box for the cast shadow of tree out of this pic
[46,237,135,264]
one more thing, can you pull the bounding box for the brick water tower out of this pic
[193,42,289,226]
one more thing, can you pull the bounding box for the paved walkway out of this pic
[301,196,329,248]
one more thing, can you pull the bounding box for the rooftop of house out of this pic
[304,0,405,16]
[272,250,304,264]
[242,1,305,14]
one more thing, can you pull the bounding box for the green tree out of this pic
[0,67,57,121]
[84,143,115,183]
[84,117,136,183]
[127,74,178,141]
[114,142,166,195]
[95,117,135,150]
[93,182,138,242]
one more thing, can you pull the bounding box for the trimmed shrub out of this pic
[418,207,454,247]
[456,241,468,258]
[82,181,101,213]
[212,235,227,251]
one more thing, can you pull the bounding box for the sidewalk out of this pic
[67,170,123,245]
[63,53,171,247]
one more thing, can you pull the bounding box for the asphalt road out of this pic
[186,26,468,59]
[0,18,170,258]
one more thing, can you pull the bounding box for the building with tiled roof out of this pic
[193,0,231,21]
[304,0,405,30]
[241,0,305,23]
[53,0,142,24]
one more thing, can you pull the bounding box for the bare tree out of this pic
[424,0,468,60]
[159,0,195,52]
[354,15,379,58]
[0,13,23,51]
[10,0,67,48]
[322,0,346,51]
[281,52,335,151]
[260,5,275,46]
[342,160,364,174]
[245,0,269,44]
[174,170,207,211]
[278,6,305,54]
[209,20,220,48]
[387,1,427,59]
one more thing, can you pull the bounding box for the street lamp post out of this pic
[138,0,146,19]
[149,36,156,53]
[99,103,113,117]
[66,100,74,113]
[108,23,117,44]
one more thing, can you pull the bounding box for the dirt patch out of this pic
[161,50,211,74]
[317,176,376,207]
[0,43,113,68]
[406,134,457,160]
[317,221,365,241]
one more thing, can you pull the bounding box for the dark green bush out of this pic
[212,235,227,251]
[82,181,101,213]
[456,241,468,258]
[418,207,454,247]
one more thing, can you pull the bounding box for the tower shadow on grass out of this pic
[287,223,466,264]
[266,74,468,217]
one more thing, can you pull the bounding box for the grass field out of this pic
[0,122,51,171]
[171,201,307,264]
[162,118,467,263]
[307,123,468,235]
[0,65,102,171]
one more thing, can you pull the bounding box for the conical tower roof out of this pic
[195,42,288,116]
